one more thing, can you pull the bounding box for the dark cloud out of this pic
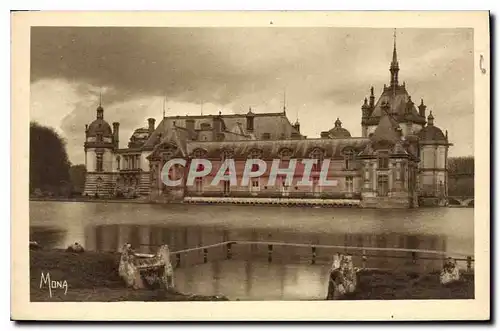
[30,27,474,163]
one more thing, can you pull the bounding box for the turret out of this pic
[362,97,370,118]
[427,111,434,126]
[418,99,427,118]
[369,86,375,109]
[405,96,414,114]
[390,29,400,87]
[293,119,300,133]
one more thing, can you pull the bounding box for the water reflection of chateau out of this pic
[87,224,446,270]
[82,33,451,208]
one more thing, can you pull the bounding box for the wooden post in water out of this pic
[467,256,472,272]
[362,249,367,269]
[176,253,181,268]
[203,248,208,263]
[412,251,417,264]
[311,246,317,265]
[226,242,232,260]
[268,244,273,263]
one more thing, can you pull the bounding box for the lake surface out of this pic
[29,201,474,300]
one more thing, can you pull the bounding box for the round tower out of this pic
[83,99,118,197]
[417,111,452,206]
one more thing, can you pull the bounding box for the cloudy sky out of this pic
[30,27,474,165]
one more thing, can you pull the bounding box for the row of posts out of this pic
[173,243,473,272]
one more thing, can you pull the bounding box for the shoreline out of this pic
[30,248,474,302]
[29,197,473,209]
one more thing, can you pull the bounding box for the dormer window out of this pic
[193,148,206,159]
[309,148,324,172]
[221,149,234,161]
[278,148,293,161]
[248,148,263,160]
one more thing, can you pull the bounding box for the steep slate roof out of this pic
[185,137,369,159]
[141,111,303,150]
[371,108,402,144]
[364,85,427,125]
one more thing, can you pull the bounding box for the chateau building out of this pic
[83,35,451,208]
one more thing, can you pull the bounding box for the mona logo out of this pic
[39,272,68,298]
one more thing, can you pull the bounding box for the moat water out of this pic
[29,201,474,300]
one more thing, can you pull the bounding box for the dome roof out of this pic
[87,118,113,137]
[328,118,351,138]
[417,111,446,141]
[418,125,446,141]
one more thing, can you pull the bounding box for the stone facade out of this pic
[83,34,451,208]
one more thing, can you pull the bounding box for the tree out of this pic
[30,121,71,195]
[448,156,474,175]
[448,156,474,197]
[69,164,87,194]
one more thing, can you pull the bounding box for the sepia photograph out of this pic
[11,11,490,321]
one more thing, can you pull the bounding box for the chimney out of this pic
[246,107,255,132]
[147,118,155,134]
[293,121,300,133]
[320,131,330,139]
[186,118,195,132]
[213,111,224,133]
[112,122,120,148]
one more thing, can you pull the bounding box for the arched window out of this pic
[343,148,356,170]
[278,148,293,161]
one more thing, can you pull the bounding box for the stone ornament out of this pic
[440,257,460,285]
[118,243,175,290]
[326,253,358,300]
[66,242,85,253]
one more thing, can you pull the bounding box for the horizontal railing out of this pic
[135,240,474,272]
[184,191,362,200]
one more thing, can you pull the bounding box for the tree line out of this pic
[447,156,474,197]
[30,121,86,197]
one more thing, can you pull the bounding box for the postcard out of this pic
[11,10,490,321]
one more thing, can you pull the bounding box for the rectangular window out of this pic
[378,152,389,170]
[223,181,231,195]
[281,180,289,196]
[96,153,103,172]
[377,174,389,197]
[312,177,320,194]
[195,178,203,193]
[346,176,354,192]
[344,150,355,170]
[251,178,260,192]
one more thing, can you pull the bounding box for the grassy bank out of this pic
[30,249,473,301]
[30,249,228,302]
